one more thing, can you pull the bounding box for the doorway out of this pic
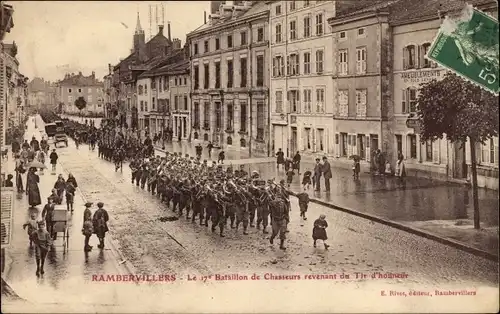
[291,127,297,157]
[370,134,379,169]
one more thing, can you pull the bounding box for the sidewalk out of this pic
[2,115,129,305]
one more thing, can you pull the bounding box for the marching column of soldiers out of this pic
[127,153,291,250]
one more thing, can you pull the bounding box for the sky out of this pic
[4,1,210,82]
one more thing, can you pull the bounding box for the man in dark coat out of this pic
[321,157,332,192]
[92,202,109,249]
[49,149,58,172]
[313,158,322,191]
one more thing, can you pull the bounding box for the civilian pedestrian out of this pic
[321,157,332,192]
[93,202,109,249]
[27,168,41,208]
[31,221,52,276]
[312,214,329,249]
[275,148,285,170]
[292,151,301,175]
[313,158,322,191]
[49,149,58,173]
[301,170,312,190]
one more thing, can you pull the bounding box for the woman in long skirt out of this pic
[27,168,42,208]
[312,214,329,249]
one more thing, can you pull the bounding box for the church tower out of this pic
[133,12,145,53]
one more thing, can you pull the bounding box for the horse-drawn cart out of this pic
[52,205,70,253]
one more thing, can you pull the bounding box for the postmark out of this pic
[426,4,499,95]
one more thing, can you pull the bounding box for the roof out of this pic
[188,2,268,37]
[58,73,103,87]
[138,50,187,78]
[388,0,496,25]
[330,0,497,25]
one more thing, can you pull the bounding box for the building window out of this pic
[287,53,299,76]
[151,78,156,89]
[194,103,200,127]
[408,134,417,158]
[316,88,324,113]
[88,95,93,103]
[315,50,324,74]
[215,102,222,129]
[240,57,247,87]
[355,89,367,117]
[257,102,265,140]
[174,95,178,110]
[275,4,282,15]
[289,20,297,40]
[275,91,283,113]
[490,138,498,164]
[184,95,188,110]
[339,49,348,75]
[145,85,148,95]
[273,55,285,77]
[304,16,311,38]
[304,0,310,7]
[68,88,72,93]
[159,77,163,92]
[304,52,311,74]
[338,90,348,117]
[152,97,155,110]
[184,77,187,85]
[240,102,247,132]
[356,47,367,74]
[289,1,296,11]
[227,60,233,88]
[339,31,346,40]
[403,45,417,69]
[140,100,144,111]
[68,95,73,103]
[257,28,264,42]
[215,38,220,50]
[420,43,434,68]
[227,35,233,48]
[315,13,323,36]
[426,141,433,162]
[204,40,209,53]
[303,89,312,113]
[193,66,199,90]
[257,55,264,87]
[175,78,178,86]
[341,133,348,156]
[275,24,282,43]
[396,135,402,156]
[215,61,221,88]
[402,88,417,113]
[203,102,210,128]
[357,134,366,159]
[78,88,82,93]
[357,28,365,37]
[288,90,299,113]
[227,103,234,131]
[193,43,199,55]
[163,76,168,90]
[241,31,247,45]
[204,64,209,89]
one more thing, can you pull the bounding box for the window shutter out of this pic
[475,142,482,164]
[287,56,291,75]
[402,89,407,113]
[362,49,367,73]
[416,45,421,69]
[273,58,276,77]
[403,47,408,70]
[366,138,371,162]
[432,140,440,164]
[296,54,300,75]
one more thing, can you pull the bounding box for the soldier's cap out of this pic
[97,202,104,207]
[315,158,320,161]
[85,202,93,207]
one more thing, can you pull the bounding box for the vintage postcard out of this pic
[1,0,499,313]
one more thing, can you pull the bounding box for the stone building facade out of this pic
[187,1,270,155]
[269,0,336,158]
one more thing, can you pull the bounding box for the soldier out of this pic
[82,202,93,252]
[256,186,271,234]
[211,185,227,237]
[269,195,289,250]
[140,163,149,189]
[92,202,109,249]
[235,184,251,235]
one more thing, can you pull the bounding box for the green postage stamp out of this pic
[426,4,499,95]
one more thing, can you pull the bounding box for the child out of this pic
[285,169,295,187]
[302,170,312,190]
[296,191,310,220]
[218,151,225,164]
[23,212,38,248]
[284,158,292,172]
[312,214,329,249]
[3,174,14,187]
[353,159,360,179]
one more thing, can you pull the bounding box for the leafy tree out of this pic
[74,96,87,117]
[417,72,499,229]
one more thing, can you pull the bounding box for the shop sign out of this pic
[406,118,421,133]
[401,69,443,84]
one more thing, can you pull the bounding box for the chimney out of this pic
[167,22,171,41]
[108,63,112,74]
[92,71,95,79]
[158,25,164,35]
[204,11,207,24]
